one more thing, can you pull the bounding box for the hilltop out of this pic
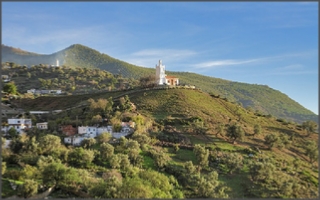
[1,44,318,123]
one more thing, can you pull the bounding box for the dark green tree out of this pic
[38,134,62,155]
[139,75,157,88]
[18,179,38,198]
[81,138,96,149]
[197,171,229,198]
[97,132,112,144]
[3,82,17,94]
[8,127,19,139]
[264,133,279,150]
[302,120,318,136]
[253,124,262,137]
[222,153,243,174]
[226,124,244,144]
[216,123,225,137]
[100,142,114,161]
[110,154,121,169]
[68,147,95,168]
[193,144,209,167]
[305,140,318,164]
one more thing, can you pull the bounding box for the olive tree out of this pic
[18,179,38,198]
[193,144,209,168]
[264,133,279,150]
[305,140,318,164]
[226,124,244,144]
[253,124,262,137]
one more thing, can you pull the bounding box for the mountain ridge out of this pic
[1,44,317,123]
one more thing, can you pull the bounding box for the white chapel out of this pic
[155,60,179,86]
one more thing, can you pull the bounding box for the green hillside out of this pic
[1,44,317,123]
[6,87,318,198]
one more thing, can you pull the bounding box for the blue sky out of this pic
[2,2,318,115]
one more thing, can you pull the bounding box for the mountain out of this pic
[1,44,318,124]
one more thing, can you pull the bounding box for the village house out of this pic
[1,118,32,134]
[36,122,48,130]
[78,126,98,138]
[60,125,77,136]
[97,126,113,135]
[64,136,84,146]
[155,60,179,86]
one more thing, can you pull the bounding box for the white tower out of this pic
[155,60,166,85]
[56,59,59,66]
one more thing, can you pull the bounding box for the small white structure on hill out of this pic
[156,60,167,85]
[155,60,179,86]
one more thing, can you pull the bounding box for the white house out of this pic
[64,136,85,146]
[78,126,97,138]
[36,122,48,130]
[1,118,32,134]
[97,126,113,136]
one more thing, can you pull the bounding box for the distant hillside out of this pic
[1,44,317,123]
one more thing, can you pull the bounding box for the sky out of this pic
[1,2,318,115]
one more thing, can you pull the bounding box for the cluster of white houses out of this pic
[1,118,135,146]
[64,122,134,146]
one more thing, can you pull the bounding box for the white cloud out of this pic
[191,50,318,69]
[277,64,304,70]
[122,49,197,68]
[192,59,261,69]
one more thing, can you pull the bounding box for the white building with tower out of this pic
[155,60,179,86]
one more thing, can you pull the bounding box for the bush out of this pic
[5,168,22,180]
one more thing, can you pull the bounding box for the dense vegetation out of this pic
[1,63,138,94]
[2,44,317,123]
[2,84,318,198]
